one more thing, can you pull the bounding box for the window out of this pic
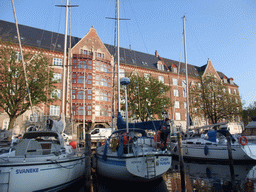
[78,61,86,69]
[182,80,186,87]
[119,69,125,78]
[158,76,164,83]
[77,76,85,84]
[234,89,237,94]
[77,106,86,115]
[100,93,107,101]
[53,58,63,66]
[173,78,178,85]
[53,73,62,82]
[50,105,60,116]
[184,102,187,109]
[228,88,231,94]
[183,88,187,97]
[144,73,150,80]
[174,101,180,108]
[3,119,9,130]
[173,89,179,97]
[12,51,21,61]
[157,63,164,71]
[51,89,61,99]
[100,78,107,87]
[175,113,181,120]
[77,91,86,99]
[29,113,38,122]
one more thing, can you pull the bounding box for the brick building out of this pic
[0,20,242,138]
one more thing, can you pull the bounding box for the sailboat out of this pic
[93,0,171,181]
[0,1,86,191]
[171,16,256,162]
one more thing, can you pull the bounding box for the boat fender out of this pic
[206,167,212,178]
[117,137,124,158]
[204,145,209,156]
[174,146,177,153]
[92,154,97,169]
[239,136,248,146]
[154,130,162,143]
[69,141,76,149]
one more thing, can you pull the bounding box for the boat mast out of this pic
[11,0,35,122]
[56,0,78,133]
[183,15,190,132]
[117,0,120,113]
[60,0,69,132]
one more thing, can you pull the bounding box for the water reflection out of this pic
[166,158,256,191]
[66,159,256,192]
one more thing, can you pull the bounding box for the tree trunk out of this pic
[8,115,17,131]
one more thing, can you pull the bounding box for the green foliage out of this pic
[0,45,57,130]
[121,73,172,122]
[242,101,256,126]
[189,74,242,124]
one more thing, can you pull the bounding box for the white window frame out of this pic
[119,69,125,78]
[51,89,61,99]
[173,89,179,97]
[3,119,9,130]
[144,73,150,80]
[173,78,178,85]
[53,73,62,82]
[29,113,38,122]
[158,76,164,83]
[50,105,60,116]
[52,58,63,66]
[174,101,180,108]
[175,113,181,120]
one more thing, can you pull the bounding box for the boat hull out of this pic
[95,154,171,181]
[0,155,86,192]
[171,142,255,161]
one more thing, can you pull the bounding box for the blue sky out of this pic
[1,0,256,107]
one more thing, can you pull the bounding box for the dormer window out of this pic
[223,76,228,84]
[157,63,164,71]
[171,64,177,73]
[142,61,148,66]
[229,78,234,85]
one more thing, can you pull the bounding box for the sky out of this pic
[1,0,256,107]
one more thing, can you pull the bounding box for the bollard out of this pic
[85,134,91,191]
[227,135,236,191]
[177,133,186,192]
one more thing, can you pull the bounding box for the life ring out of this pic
[239,136,248,146]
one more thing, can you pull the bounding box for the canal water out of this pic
[62,158,256,192]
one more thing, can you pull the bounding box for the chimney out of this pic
[155,50,159,57]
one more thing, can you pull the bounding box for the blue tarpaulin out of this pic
[117,112,164,130]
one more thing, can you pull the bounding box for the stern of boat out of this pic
[126,155,171,180]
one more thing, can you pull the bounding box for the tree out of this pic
[242,101,256,126]
[0,43,57,130]
[189,74,242,124]
[121,73,172,122]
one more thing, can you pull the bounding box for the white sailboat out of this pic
[0,1,86,191]
[171,16,256,162]
[93,0,171,181]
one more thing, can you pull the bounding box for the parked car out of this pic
[89,128,113,140]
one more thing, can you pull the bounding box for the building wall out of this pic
[0,25,242,135]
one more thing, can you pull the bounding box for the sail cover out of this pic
[117,112,164,130]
